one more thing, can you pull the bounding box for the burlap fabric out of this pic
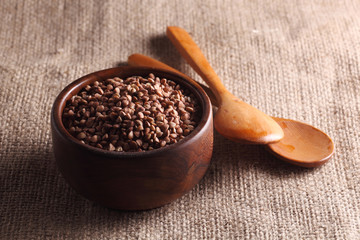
[1,0,359,239]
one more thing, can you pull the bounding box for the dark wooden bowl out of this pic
[51,66,213,210]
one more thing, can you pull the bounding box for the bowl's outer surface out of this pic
[51,66,213,210]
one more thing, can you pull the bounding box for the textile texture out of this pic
[1,0,360,239]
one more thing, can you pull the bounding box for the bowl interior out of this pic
[52,66,212,157]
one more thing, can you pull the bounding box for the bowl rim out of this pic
[51,66,212,158]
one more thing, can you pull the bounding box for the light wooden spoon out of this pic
[128,54,335,167]
[166,26,284,144]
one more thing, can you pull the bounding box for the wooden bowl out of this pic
[51,66,213,210]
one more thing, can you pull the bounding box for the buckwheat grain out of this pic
[62,74,200,152]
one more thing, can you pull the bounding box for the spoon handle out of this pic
[128,54,194,83]
[166,26,228,102]
[128,54,219,106]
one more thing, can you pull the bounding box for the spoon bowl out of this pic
[214,92,284,144]
[267,117,334,167]
[128,54,335,167]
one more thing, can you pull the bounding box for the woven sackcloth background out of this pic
[1,0,360,239]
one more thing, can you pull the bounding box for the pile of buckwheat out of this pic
[62,73,200,152]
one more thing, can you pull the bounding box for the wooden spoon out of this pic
[165,26,284,144]
[128,54,335,167]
